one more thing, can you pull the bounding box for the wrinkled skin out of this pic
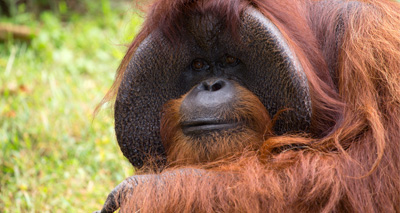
[95,0,400,212]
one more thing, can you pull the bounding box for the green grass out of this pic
[0,4,143,212]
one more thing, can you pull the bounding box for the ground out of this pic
[0,3,142,212]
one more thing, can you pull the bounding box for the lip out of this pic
[181,119,240,135]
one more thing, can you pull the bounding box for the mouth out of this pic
[181,118,241,135]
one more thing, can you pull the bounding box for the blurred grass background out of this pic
[0,0,143,212]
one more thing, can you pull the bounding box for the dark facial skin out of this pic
[114,7,311,168]
[98,4,314,213]
[180,78,239,136]
[180,50,244,135]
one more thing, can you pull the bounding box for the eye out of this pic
[191,59,208,71]
[225,55,237,64]
[224,55,239,66]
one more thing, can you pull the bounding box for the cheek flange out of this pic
[115,8,312,169]
[237,8,311,134]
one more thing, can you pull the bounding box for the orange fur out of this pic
[100,0,400,212]
[161,85,272,166]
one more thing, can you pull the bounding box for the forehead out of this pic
[185,14,226,51]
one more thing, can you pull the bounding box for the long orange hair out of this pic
[100,0,400,212]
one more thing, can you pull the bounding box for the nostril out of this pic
[211,81,225,91]
[198,79,227,92]
[200,82,210,91]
